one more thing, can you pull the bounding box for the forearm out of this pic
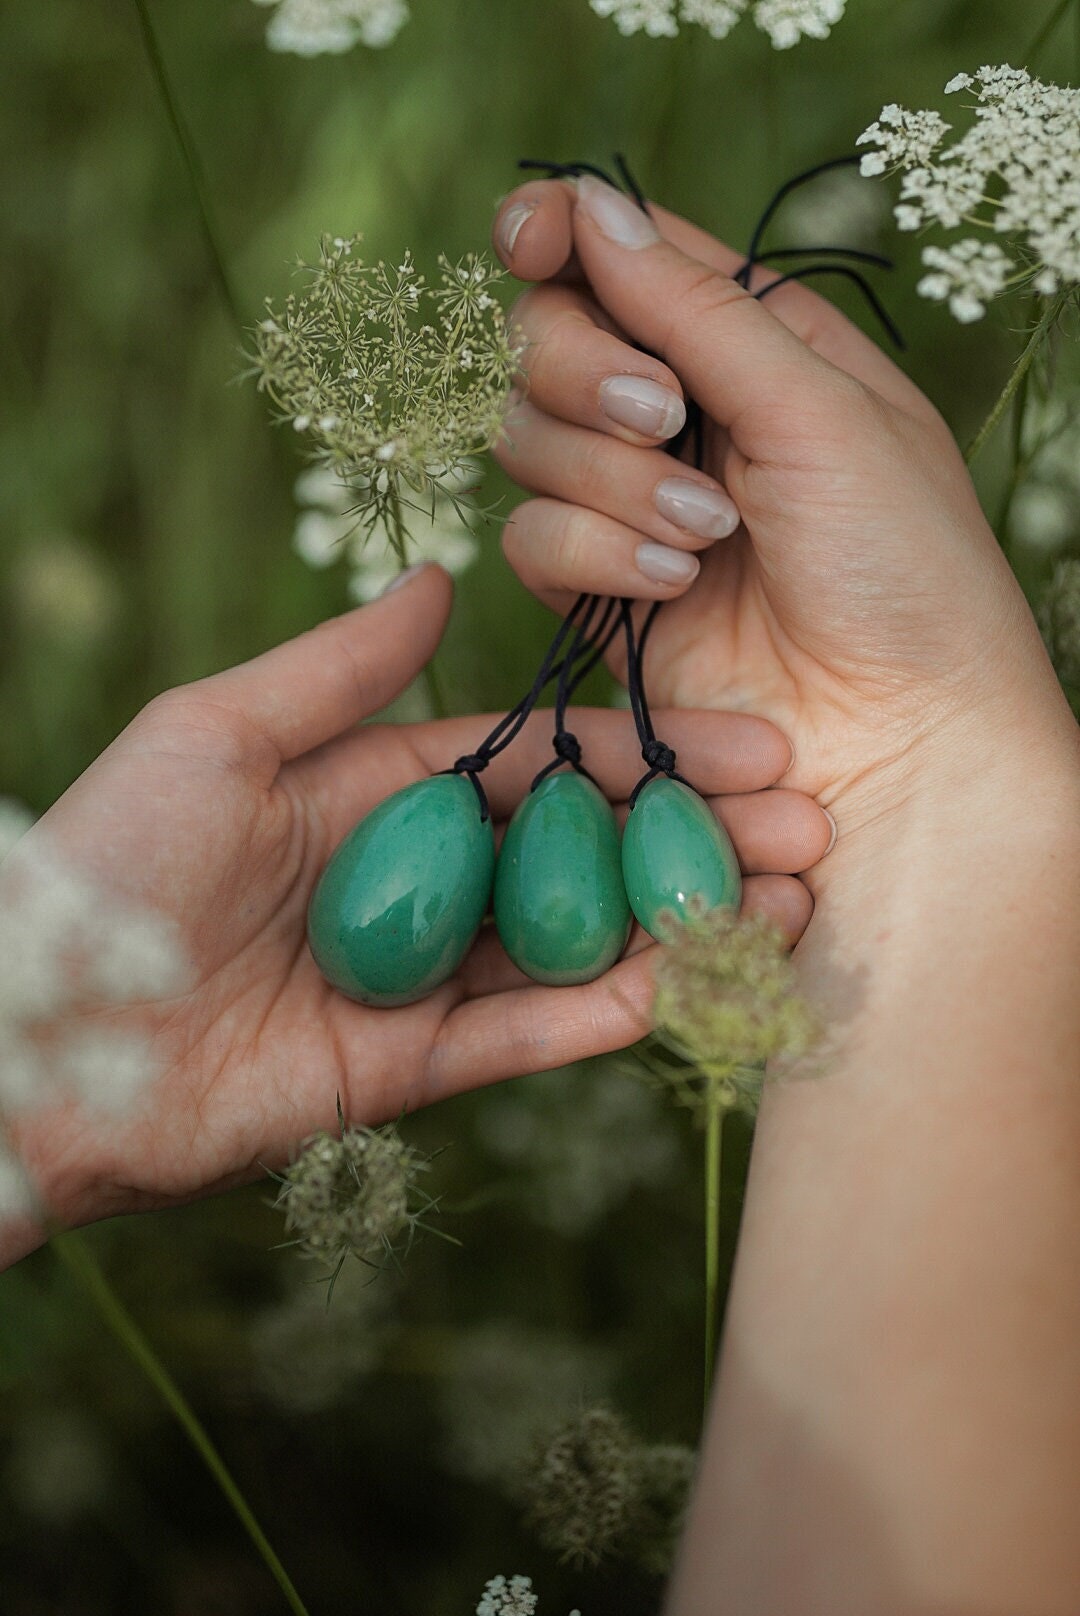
[669,738,1080,1615]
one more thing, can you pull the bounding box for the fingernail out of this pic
[380,562,430,597]
[655,477,740,539]
[576,174,660,250]
[497,202,534,260]
[600,376,685,438]
[822,808,838,857]
[782,740,796,777]
[636,542,699,586]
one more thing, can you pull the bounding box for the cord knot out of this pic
[642,739,676,775]
[453,751,490,777]
[553,730,582,767]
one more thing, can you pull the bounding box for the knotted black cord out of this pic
[530,593,623,791]
[445,590,619,820]
[492,151,903,816]
[621,597,691,807]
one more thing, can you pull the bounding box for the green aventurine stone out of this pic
[494,771,631,987]
[307,773,494,1007]
[621,776,742,939]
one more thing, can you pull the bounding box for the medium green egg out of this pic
[621,776,742,938]
[307,773,495,1007]
[494,771,631,986]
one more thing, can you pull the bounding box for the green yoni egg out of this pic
[621,776,741,939]
[307,773,495,1007]
[494,771,631,986]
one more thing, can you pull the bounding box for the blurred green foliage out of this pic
[1,0,1078,1610]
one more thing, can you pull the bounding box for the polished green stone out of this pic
[621,776,741,939]
[307,773,494,1007]
[494,771,631,987]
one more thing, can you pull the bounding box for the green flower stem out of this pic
[130,0,241,332]
[51,1231,312,1616]
[388,493,450,719]
[703,1082,725,1418]
[964,292,1068,466]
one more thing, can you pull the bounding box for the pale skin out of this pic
[491,176,1080,1613]
[0,563,832,1269]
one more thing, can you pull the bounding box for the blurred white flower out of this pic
[752,0,844,48]
[1010,483,1077,551]
[780,165,887,249]
[6,1410,115,1524]
[474,1064,680,1237]
[476,1576,540,1616]
[252,0,409,55]
[858,66,1080,316]
[591,0,848,47]
[916,239,1012,323]
[291,465,480,602]
[0,835,189,1125]
[10,537,120,649]
[441,1322,611,1488]
[251,1263,397,1412]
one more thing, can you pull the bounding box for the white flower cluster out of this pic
[291,464,479,602]
[474,1064,680,1237]
[476,1576,539,1616]
[441,1322,611,1487]
[475,1576,580,1616]
[252,242,518,558]
[590,0,847,49]
[252,0,408,55]
[858,66,1080,320]
[0,819,188,1218]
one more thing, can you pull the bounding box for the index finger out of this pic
[494,179,929,418]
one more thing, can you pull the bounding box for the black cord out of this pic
[529,595,624,791]
[445,592,620,819]
[495,150,904,815]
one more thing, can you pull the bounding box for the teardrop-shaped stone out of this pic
[494,771,631,986]
[621,776,741,939]
[307,773,494,1007]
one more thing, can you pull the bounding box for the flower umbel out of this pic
[249,240,519,559]
[252,0,409,55]
[0,831,188,1126]
[521,1404,695,1573]
[290,463,479,601]
[858,66,1080,318]
[591,0,847,49]
[271,1112,443,1283]
[647,899,822,1115]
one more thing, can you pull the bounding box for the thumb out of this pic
[196,562,454,764]
[572,175,858,456]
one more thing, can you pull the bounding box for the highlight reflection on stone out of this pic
[621,776,741,939]
[308,773,494,1006]
[495,772,630,986]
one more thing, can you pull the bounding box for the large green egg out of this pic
[621,776,741,938]
[494,771,631,986]
[307,773,495,1007]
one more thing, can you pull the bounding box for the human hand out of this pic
[492,177,1075,840]
[2,564,829,1259]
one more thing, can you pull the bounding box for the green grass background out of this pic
[1,1,1077,1611]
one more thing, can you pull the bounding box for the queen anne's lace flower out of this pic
[476,1576,540,1616]
[0,832,188,1125]
[916,239,1012,323]
[858,66,1080,317]
[250,240,518,558]
[591,0,848,48]
[290,464,479,602]
[252,0,408,55]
